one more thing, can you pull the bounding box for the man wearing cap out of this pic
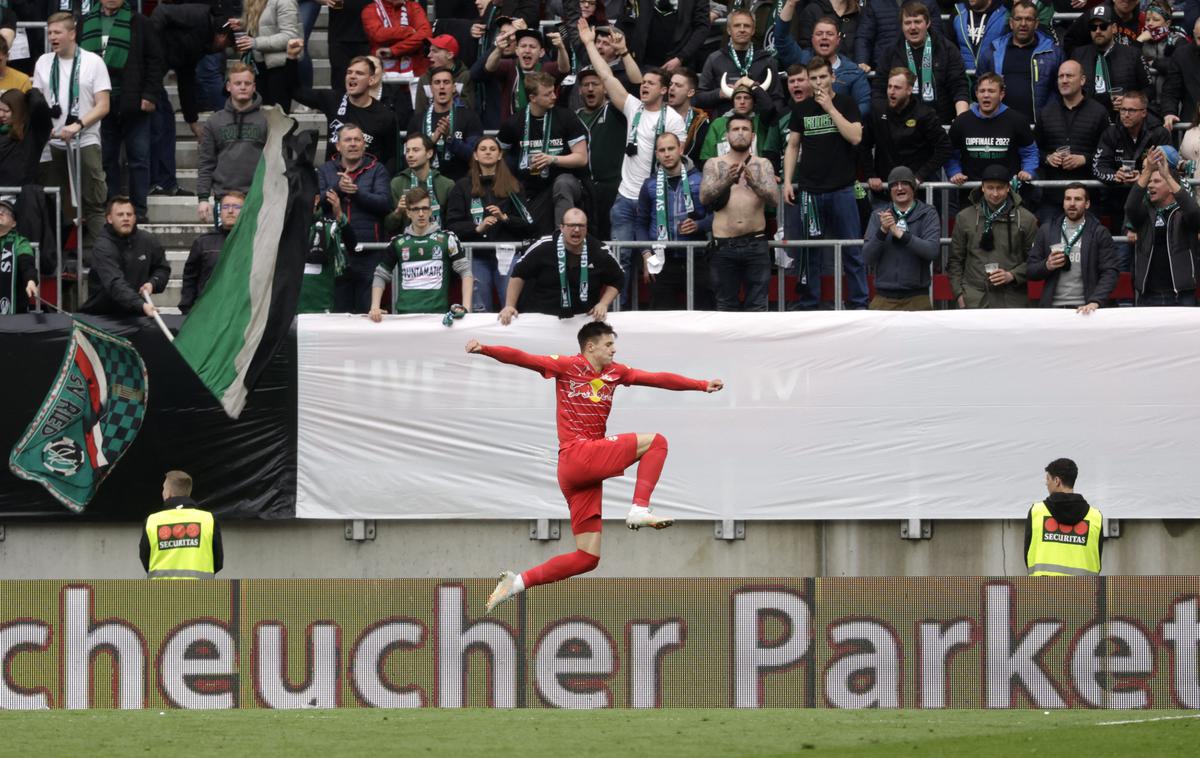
[1072,5,1150,116]
[1027,183,1120,312]
[576,65,627,240]
[636,131,712,310]
[948,163,1038,309]
[864,68,952,202]
[863,167,941,310]
[1064,0,1143,54]
[407,66,483,183]
[699,84,781,166]
[0,197,38,315]
[414,34,475,113]
[484,25,570,125]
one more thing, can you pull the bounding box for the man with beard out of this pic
[863,167,941,311]
[1072,5,1150,116]
[668,67,709,166]
[882,2,970,125]
[1124,146,1200,306]
[701,114,778,312]
[408,66,483,183]
[1064,0,1144,54]
[81,196,169,316]
[287,40,398,172]
[576,66,626,240]
[696,9,782,114]
[1027,183,1120,311]
[782,56,866,310]
[775,8,871,116]
[865,68,952,199]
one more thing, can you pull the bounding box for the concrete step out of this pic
[167,249,190,278]
[147,196,207,224]
[309,31,328,59]
[142,223,209,249]
[149,279,181,308]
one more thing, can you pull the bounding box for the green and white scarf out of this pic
[801,191,821,236]
[655,165,693,242]
[979,197,1011,250]
[469,193,532,225]
[424,105,454,170]
[556,231,588,316]
[892,203,914,233]
[521,106,560,172]
[80,3,131,74]
[1061,218,1084,257]
[48,47,82,121]
[728,42,754,77]
[625,103,667,157]
[905,39,935,104]
[1094,51,1110,95]
[513,63,542,114]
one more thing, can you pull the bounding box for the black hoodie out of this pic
[1024,492,1103,560]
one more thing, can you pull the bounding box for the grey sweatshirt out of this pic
[862,199,941,296]
[196,94,269,200]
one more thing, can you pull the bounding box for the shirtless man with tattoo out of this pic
[699,114,779,311]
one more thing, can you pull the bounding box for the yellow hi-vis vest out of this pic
[1026,501,1102,576]
[145,507,215,579]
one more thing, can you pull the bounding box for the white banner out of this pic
[296,310,1200,520]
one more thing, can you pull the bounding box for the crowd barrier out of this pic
[3,577,1199,709]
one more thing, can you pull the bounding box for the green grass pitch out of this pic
[2,709,1197,757]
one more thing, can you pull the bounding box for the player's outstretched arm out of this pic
[465,341,564,378]
[625,369,724,392]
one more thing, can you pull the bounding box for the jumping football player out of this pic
[466,321,723,611]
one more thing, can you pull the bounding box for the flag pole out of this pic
[34,294,68,315]
[143,292,175,343]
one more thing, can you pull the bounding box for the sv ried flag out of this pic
[9,319,148,512]
[174,107,318,419]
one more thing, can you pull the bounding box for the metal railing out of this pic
[0,185,65,310]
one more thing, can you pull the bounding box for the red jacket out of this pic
[361,0,432,76]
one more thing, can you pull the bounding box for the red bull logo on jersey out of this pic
[565,378,612,403]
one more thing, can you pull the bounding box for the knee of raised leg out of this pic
[653,433,668,451]
[578,550,600,573]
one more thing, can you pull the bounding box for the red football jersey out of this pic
[480,345,708,449]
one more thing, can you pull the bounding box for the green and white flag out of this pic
[174,107,318,419]
[9,319,148,512]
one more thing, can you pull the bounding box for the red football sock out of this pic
[521,549,600,589]
[632,434,668,507]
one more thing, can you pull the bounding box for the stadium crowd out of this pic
[6,0,1200,318]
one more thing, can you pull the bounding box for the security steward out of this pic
[139,471,223,579]
[1024,458,1103,576]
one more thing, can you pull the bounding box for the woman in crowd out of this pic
[234,0,302,110]
[1139,0,1191,105]
[0,87,50,187]
[444,136,534,313]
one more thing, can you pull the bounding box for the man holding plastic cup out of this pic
[948,164,1038,309]
[1027,183,1120,312]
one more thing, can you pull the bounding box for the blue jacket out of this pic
[635,166,711,251]
[951,1,1009,73]
[317,155,393,247]
[945,103,1040,178]
[855,0,943,74]
[775,18,871,117]
[976,31,1063,119]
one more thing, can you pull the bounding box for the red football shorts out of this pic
[557,434,640,534]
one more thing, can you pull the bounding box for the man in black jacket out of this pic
[880,1,969,125]
[1036,60,1109,222]
[618,0,711,71]
[179,190,242,314]
[1160,18,1200,131]
[406,66,483,183]
[1125,146,1200,306]
[1093,89,1170,235]
[1027,183,1120,311]
[81,196,169,316]
[1071,5,1150,116]
[696,8,780,113]
[82,0,162,223]
[865,67,952,197]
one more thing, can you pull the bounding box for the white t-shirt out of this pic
[33,48,112,159]
[616,96,687,200]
